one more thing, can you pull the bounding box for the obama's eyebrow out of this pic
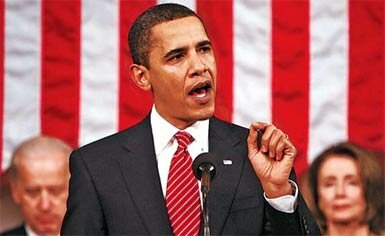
[196,40,212,49]
[163,47,186,60]
[163,40,212,60]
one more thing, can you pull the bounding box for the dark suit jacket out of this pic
[61,115,320,235]
[0,225,27,236]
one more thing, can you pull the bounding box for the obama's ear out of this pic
[129,64,152,91]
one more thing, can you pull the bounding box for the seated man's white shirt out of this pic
[25,224,37,236]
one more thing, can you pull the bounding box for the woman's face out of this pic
[317,155,367,225]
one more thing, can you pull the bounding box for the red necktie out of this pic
[166,131,201,236]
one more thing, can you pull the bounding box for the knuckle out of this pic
[261,136,269,144]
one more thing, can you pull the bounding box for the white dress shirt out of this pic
[25,224,37,236]
[150,106,298,213]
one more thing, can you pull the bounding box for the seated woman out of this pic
[305,142,384,236]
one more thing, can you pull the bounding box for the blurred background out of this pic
[0,0,383,231]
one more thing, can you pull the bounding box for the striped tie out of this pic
[166,131,201,236]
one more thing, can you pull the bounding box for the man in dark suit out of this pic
[61,3,321,235]
[0,226,27,236]
[1,136,72,236]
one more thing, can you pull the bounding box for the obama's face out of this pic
[133,16,217,129]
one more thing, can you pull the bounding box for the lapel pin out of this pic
[223,160,232,165]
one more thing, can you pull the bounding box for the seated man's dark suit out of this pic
[61,115,321,235]
[0,225,27,236]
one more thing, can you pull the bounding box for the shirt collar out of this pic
[25,224,38,236]
[150,105,209,156]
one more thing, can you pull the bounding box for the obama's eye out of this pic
[199,45,212,54]
[168,53,185,62]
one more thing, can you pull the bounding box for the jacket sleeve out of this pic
[264,196,321,235]
[263,170,321,236]
[61,150,107,235]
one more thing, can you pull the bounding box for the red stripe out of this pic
[40,0,80,148]
[118,0,155,130]
[0,0,4,176]
[271,1,310,175]
[197,0,233,122]
[348,0,385,151]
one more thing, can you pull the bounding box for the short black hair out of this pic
[128,3,204,68]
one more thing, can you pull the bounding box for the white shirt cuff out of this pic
[263,180,298,213]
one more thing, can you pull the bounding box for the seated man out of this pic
[1,136,72,236]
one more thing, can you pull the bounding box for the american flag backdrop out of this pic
[0,0,384,177]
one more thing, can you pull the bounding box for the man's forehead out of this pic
[18,154,68,172]
[150,16,209,48]
[18,162,69,182]
[152,16,205,30]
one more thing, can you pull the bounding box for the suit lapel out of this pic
[114,116,246,235]
[115,115,172,235]
[208,117,246,235]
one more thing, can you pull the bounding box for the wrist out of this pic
[263,181,293,198]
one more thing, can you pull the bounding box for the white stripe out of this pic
[157,0,196,12]
[166,167,194,198]
[168,185,198,219]
[182,218,200,236]
[233,0,272,127]
[308,0,349,163]
[79,0,119,146]
[176,137,188,147]
[2,0,41,171]
[173,203,200,233]
[167,153,186,178]
[166,176,196,207]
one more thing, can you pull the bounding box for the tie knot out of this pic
[174,131,193,149]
